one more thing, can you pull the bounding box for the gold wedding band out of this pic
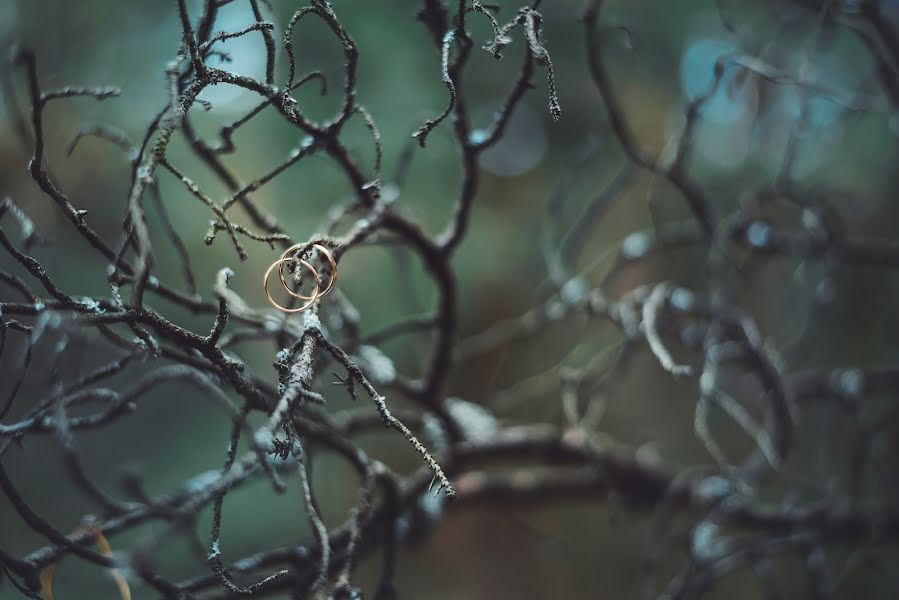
[263,257,321,313]
[277,243,338,300]
[262,241,339,314]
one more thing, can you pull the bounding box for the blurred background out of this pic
[2,0,899,598]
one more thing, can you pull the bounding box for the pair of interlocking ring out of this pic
[263,243,338,313]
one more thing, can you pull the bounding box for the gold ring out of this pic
[263,257,321,313]
[277,243,338,300]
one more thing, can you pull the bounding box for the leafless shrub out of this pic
[1,1,898,598]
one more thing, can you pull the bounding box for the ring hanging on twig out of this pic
[263,257,321,313]
[262,242,339,313]
[277,243,338,301]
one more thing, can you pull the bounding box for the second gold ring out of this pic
[277,243,338,301]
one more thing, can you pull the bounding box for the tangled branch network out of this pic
[1,0,899,598]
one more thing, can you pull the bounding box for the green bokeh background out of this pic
[2,0,899,598]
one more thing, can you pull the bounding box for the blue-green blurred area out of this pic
[2,0,899,598]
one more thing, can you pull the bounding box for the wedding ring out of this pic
[277,243,338,300]
[263,257,321,313]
